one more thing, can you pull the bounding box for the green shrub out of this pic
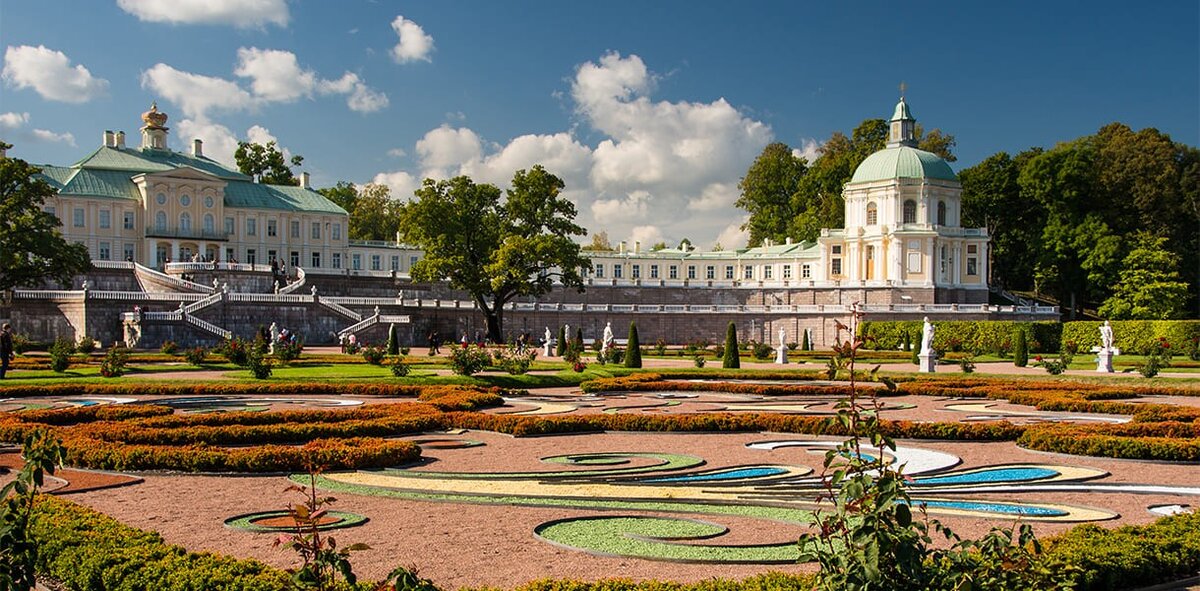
[184,346,208,366]
[556,325,566,357]
[861,320,1061,355]
[624,322,642,368]
[99,345,129,378]
[159,340,178,355]
[274,338,303,364]
[496,346,536,375]
[76,335,96,354]
[722,322,740,369]
[386,323,399,356]
[399,346,411,355]
[449,345,492,376]
[390,357,411,377]
[693,355,706,368]
[246,349,272,379]
[1061,320,1200,356]
[1013,329,1029,367]
[362,344,386,365]
[801,329,811,351]
[751,341,772,360]
[911,345,920,365]
[1045,512,1200,590]
[11,333,34,355]
[218,337,250,366]
[48,338,74,372]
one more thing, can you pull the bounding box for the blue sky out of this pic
[2,1,1197,248]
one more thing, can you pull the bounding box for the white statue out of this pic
[269,322,279,354]
[602,322,615,355]
[775,326,788,364]
[1099,320,1114,351]
[919,316,935,356]
[543,326,553,357]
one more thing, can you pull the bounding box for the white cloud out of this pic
[390,16,434,63]
[464,132,592,189]
[117,0,289,28]
[415,125,482,176]
[686,182,737,212]
[590,190,651,224]
[2,45,109,103]
[792,138,822,164]
[715,217,751,250]
[234,47,315,102]
[346,81,389,113]
[141,63,255,119]
[176,119,239,165]
[371,171,420,201]
[629,225,665,248]
[0,111,76,147]
[387,148,407,158]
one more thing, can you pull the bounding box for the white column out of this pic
[926,238,936,287]
[952,242,962,285]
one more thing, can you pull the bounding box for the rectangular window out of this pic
[705,265,715,280]
[687,265,696,280]
[370,255,381,271]
[967,257,978,276]
[268,249,277,263]
[668,265,678,279]
[225,247,234,262]
[783,264,793,280]
[391,256,399,271]
[650,264,659,279]
[744,266,753,280]
[98,241,111,260]
[289,251,299,267]
[332,253,342,269]
[765,265,774,279]
[99,210,111,229]
[246,249,257,265]
[246,218,257,236]
[967,244,978,255]
[907,252,922,273]
[725,265,734,279]
[632,264,640,279]
[594,264,604,278]
[311,252,321,268]
[123,243,135,262]
[613,265,623,279]
[291,220,300,238]
[831,259,842,275]
[123,211,134,230]
[409,255,418,269]
[832,245,842,255]
[225,217,234,235]
[311,222,321,240]
[44,205,55,216]
[332,223,342,241]
[267,220,277,237]
[802,264,812,279]
[73,208,84,227]
[352,254,362,270]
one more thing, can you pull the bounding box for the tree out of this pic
[801,329,811,352]
[1013,329,1028,368]
[583,231,612,251]
[0,144,91,290]
[722,322,740,369]
[649,241,668,251]
[1099,233,1189,319]
[235,141,303,185]
[386,323,399,356]
[398,166,590,342]
[317,181,358,214]
[960,149,1044,290]
[556,325,566,357]
[624,322,642,368]
[349,184,403,242]
[736,142,807,247]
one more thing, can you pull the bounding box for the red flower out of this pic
[1035,355,1043,361]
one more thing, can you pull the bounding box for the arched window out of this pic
[937,201,947,226]
[155,211,167,231]
[180,212,191,232]
[866,202,878,226]
[902,200,917,224]
[203,214,215,233]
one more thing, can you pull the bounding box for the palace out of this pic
[4,98,1050,349]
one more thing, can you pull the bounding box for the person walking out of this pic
[0,323,14,379]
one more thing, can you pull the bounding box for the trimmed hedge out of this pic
[859,320,1062,354]
[1045,511,1200,591]
[1061,320,1200,355]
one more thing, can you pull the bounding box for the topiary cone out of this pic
[386,323,399,356]
[556,325,566,357]
[1014,327,1028,367]
[624,322,642,368]
[723,322,740,369]
[801,329,810,352]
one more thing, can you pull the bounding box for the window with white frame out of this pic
[99,210,111,229]
[967,257,978,276]
[866,202,878,225]
[783,264,793,279]
[410,256,418,269]
[595,263,604,278]
[73,208,84,227]
[687,265,696,279]
[764,265,773,279]
[180,212,191,232]
[725,265,734,279]
[123,211,134,230]
[352,254,362,270]
[98,242,111,260]
[332,253,342,269]
[370,254,381,270]
[204,214,214,233]
[332,223,342,240]
[705,265,715,280]
[632,264,640,279]
[312,222,321,240]
[801,264,811,279]
[744,266,753,280]
[290,251,300,267]
[123,243,135,261]
[225,217,234,235]
[291,220,300,238]
[247,249,257,265]
[311,252,321,268]
[669,265,678,279]
[267,220,277,237]
[903,200,917,224]
[650,264,659,279]
[155,211,167,231]
[391,256,399,271]
[613,264,623,279]
[831,259,842,275]
[246,218,256,236]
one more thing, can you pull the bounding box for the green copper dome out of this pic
[891,98,913,121]
[849,146,957,184]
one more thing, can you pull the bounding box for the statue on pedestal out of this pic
[1097,320,1115,373]
[775,326,788,364]
[269,322,279,354]
[543,326,553,357]
[602,322,615,357]
[918,316,937,373]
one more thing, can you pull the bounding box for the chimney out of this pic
[103,130,115,147]
[619,241,626,254]
[634,240,641,253]
[299,171,310,189]
[191,138,203,157]
[785,237,793,245]
[114,131,126,149]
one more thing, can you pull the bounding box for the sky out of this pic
[2,1,1197,250]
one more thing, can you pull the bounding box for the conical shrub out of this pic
[624,322,642,368]
[1013,327,1028,367]
[723,322,740,369]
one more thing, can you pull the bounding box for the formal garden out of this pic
[1,317,1198,591]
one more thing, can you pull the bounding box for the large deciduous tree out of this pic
[317,181,358,214]
[235,141,304,185]
[0,143,91,290]
[1099,233,1189,320]
[736,142,807,247]
[348,183,403,242]
[398,166,590,342]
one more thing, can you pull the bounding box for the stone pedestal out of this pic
[775,347,788,364]
[1096,349,1114,373]
[918,352,936,373]
[543,343,553,358]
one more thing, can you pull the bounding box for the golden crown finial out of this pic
[141,102,168,128]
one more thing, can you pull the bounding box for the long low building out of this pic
[2,98,1052,348]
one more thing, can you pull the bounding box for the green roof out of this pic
[60,169,144,200]
[849,146,957,184]
[891,98,913,121]
[223,182,346,215]
[33,165,73,190]
[72,146,251,181]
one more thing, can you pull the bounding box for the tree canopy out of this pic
[235,141,304,185]
[397,165,590,341]
[348,184,403,242]
[317,181,358,214]
[1098,232,1189,319]
[0,143,91,290]
[737,119,956,247]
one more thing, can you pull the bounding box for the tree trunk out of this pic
[484,304,504,344]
